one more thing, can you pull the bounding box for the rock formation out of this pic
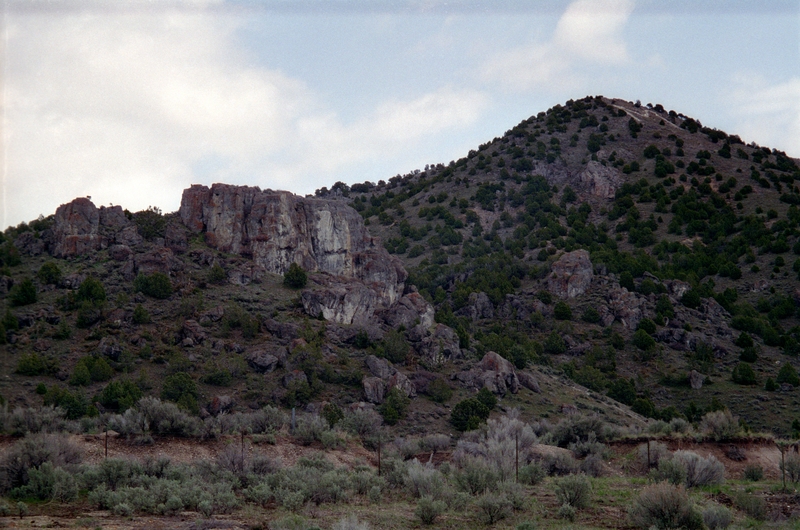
[179,184,410,325]
[547,249,594,299]
[48,198,142,258]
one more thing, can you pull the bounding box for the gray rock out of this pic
[517,371,541,393]
[365,355,393,379]
[689,370,705,390]
[246,349,282,373]
[179,184,408,324]
[547,250,593,299]
[417,324,462,367]
[578,161,623,199]
[363,376,386,404]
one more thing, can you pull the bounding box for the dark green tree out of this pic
[777,362,800,387]
[283,263,308,289]
[450,398,490,431]
[10,278,37,306]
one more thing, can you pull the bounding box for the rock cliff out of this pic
[179,183,411,325]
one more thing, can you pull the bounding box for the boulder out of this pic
[417,324,462,367]
[182,319,207,344]
[361,355,415,403]
[363,377,386,404]
[365,355,393,380]
[517,371,541,393]
[164,222,188,253]
[547,250,593,299]
[97,337,123,361]
[382,292,435,330]
[301,278,381,326]
[689,370,705,390]
[454,351,520,396]
[246,348,284,373]
[208,395,235,415]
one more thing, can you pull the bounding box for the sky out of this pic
[1,0,799,229]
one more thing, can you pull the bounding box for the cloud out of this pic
[1,5,489,227]
[727,75,800,156]
[481,0,634,92]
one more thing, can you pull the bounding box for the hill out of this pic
[1,95,799,438]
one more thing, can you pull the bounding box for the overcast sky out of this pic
[2,0,798,228]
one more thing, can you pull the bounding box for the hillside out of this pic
[1,95,799,438]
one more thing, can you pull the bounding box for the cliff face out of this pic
[179,183,410,324]
[49,199,142,258]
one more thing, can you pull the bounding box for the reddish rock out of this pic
[547,250,594,299]
[578,161,623,199]
[51,198,101,257]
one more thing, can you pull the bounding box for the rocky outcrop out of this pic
[50,199,141,258]
[246,347,287,373]
[382,292,435,330]
[179,184,409,325]
[454,351,522,396]
[412,323,462,368]
[362,354,416,404]
[578,161,623,199]
[51,198,102,257]
[606,286,645,329]
[458,292,494,321]
[547,250,594,299]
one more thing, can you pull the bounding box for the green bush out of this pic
[637,318,656,335]
[43,386,88,419]
[681,289,702,309]
[133,206,166,240]
[201,368,232,387]
[450,398,490,431]
[77,277,106,304]
[16,353,48,376]
[777,362,800,387]
[731,362,757,385]
[632,329,656,351]
[322,403,344,428]
[544,331,567,354]
[554,301,572,320]
[132,304,150,324]
[99,380,143,412]
[476,387,497,411]
[554,473,592,508]
[37,262,62,285]
[581,306,601,323]
[133,272,172,299]
[283,263,308,289]
[10,278,37,306]
[208,263,226,284]
[379,388,410,426]
[628,483,702,529]
[161,372,198,411]
[381,330,409,364]
[415,496,446,525]
[742,464,763,481]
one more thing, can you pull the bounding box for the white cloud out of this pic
[727,75,800,156]
[1,6,489,227]
[481,0,634,92]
